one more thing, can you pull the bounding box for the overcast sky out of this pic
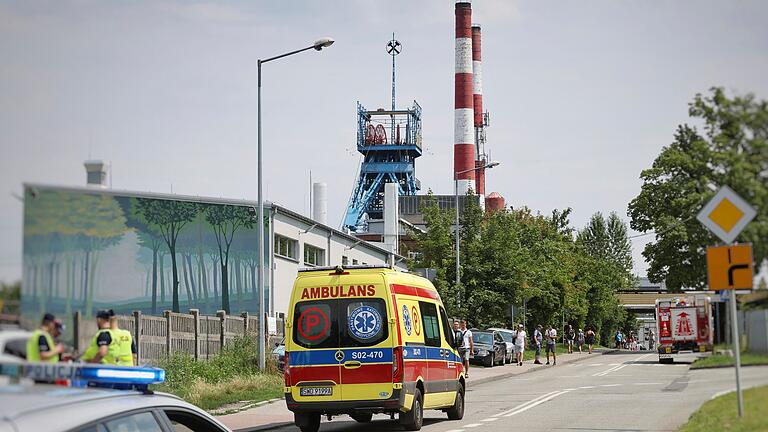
[1,0,767,283]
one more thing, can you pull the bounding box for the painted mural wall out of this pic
[22,185,269,319]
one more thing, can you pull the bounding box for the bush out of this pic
[156,336,282,410]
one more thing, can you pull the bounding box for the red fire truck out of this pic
[655,295,713,364]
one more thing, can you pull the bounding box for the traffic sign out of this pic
[697,186,756,243]
[706,244,753,290]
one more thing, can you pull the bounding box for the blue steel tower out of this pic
[343,36,422,232]
[343,101,422,231]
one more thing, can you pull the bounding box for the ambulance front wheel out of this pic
[294,412,320,432]
[446,382,465,420]
[399,388,424,431]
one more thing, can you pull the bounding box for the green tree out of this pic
[204,204,255,313]
[134,199,199,312]
[629,88,768,290]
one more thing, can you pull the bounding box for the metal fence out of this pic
[73,309,284,365]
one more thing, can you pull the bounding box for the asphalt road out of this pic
[270,351,768,432]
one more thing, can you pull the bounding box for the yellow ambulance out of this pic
[283,265,465,432]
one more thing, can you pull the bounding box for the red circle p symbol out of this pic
[298,307,330,341]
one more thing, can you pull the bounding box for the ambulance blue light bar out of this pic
[0,362,165,386]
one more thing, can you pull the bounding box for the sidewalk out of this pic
[216,349,613,432]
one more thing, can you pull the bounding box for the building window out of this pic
[342,256,349,266]
[304,244,325,267]
[352,259,359,265]
[275,235,298,260]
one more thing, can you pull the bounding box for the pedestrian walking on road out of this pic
[566,325,575,354]
[577,328,585,353]
[458,320,474,378]
[514,324,526,366]
[615,330,623,349]
[545,325,557,365]
[586,327,596,354]
[533,325,543,364]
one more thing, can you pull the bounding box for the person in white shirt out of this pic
[459,320,474,378]
[545,325,557,365]
[514,324,526,366]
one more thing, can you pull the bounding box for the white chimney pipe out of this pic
[312,182,328,225]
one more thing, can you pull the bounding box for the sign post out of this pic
[697,185,756,418]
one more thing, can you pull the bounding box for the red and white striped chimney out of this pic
[454,1,475,194]
[471,23,485,196]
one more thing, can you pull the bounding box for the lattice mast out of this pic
[343,36,422,232]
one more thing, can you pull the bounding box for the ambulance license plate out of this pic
[300,387,332,396]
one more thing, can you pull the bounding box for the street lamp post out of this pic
[454,161,499,310]
[257,37,334,370]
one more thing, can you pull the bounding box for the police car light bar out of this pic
[0,362,165,386]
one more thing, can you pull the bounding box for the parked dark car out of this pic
[470,330,506,367]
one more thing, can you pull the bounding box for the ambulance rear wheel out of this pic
[399,388,423,430]
[351,413,373,423]
[295,412,320,432]
[446,382,465,420]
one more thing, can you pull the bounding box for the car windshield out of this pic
[473,332,493,345]
[498,332,514,342]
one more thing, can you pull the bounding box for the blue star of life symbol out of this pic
[402,305,412,335]
[348,306,381,340]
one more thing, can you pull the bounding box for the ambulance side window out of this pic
[438,306,454,348]
[419,301,441,347]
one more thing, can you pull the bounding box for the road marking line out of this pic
[600,384,620,387]
[493,390,561,417]
[579,386,596,389]
[563,388,577,391]
[464,423,482,428]
[502,391,570,417]
[481,418,499,422]
[587,363,603,366]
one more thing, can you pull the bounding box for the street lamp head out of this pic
[313,37,335,51]
[485,161,500,169]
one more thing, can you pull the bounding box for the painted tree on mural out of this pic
[24,189,128,317]
[122,197,166,314]
[133,198,199,312]
[204,204,254,313]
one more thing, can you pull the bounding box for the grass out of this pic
[154,336,284,411]
[691,351,768,369]
[679,385,768,431]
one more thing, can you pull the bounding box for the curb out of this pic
[691,362,768,370]
[468,349,618,388]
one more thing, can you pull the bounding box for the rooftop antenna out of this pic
[387,34,401,141]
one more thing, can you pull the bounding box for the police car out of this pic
[0,362,231,432]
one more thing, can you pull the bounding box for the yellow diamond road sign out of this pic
[697,186,756,243]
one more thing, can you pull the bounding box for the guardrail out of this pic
[72,309,284,365]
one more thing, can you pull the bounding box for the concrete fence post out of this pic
[190,309,200,361]
[133,310,142,364]
[242,311,249,336]
[164,310,172,358]
[216,310,226,348]
[73,311,81,353]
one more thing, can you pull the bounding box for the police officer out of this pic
[109,314,137,366]
[26,313,64,363]
[81,309,120,364]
